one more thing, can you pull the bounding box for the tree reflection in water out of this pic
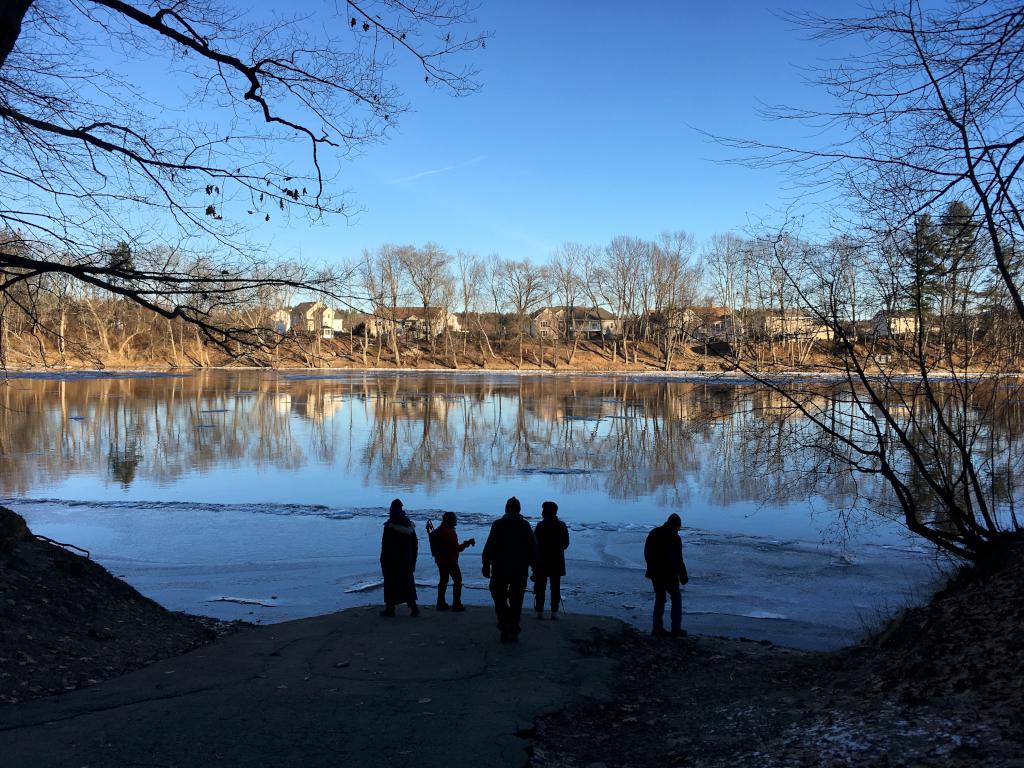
[2,372,1019,542]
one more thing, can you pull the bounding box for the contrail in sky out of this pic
[390,155,486,184]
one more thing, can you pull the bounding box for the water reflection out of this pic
[0,372,878,515]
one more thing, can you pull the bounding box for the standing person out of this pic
[379,498,419,617]
[644,512,689,637]
[482,497,538,643]
[533,501,569,620]
[430,512,475,612]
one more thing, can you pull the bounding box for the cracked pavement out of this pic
[0,606,621,768]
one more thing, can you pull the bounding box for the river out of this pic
[0,369,945,649]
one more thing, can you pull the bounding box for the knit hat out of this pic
[505,497,521,515]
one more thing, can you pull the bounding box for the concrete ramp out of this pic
[0,607,622,768]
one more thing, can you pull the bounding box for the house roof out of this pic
[379,306,447,320]
[292,301,324,313]
[531,306,616,321]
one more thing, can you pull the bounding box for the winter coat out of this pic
[534,517,570,577]
[380,515,418,605]
[482,512,538,578]
[433,523,471,568]
[643,524,688,585]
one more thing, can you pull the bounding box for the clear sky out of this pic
[280,0,864,266]
[108,1,869,265]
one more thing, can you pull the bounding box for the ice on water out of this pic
[10,497,939,650]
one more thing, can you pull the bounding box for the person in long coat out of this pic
[481,496,537,642]
[533,500,569,619]
[380,498,419,617]
[644,512,689,637]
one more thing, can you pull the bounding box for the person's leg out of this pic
[405,568,419,616]
[669,581,683,634]
[534,573,546,615]
[652,581,668,635]
[436,564,451,610]
[380,578,395,616]
[550,574,561,616]
[451,563,465,610]
[489,577,507,635]
[508,572,528,636]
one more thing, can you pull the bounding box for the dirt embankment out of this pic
[4,335,1006,376]
[533,542,1024,767]
[0,507,240,704]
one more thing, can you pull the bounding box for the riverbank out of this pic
[0,333,1012,377]
[534,541,1024,766]
[2,507,1022,766]
[2,363,1012,383]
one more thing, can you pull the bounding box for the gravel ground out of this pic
[531,542,1024,767]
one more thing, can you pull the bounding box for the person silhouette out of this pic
[644,512,689,637]
[429,511,475,612]
[379,499,419,617]
[532,501,569,620]
[482,497,538,643]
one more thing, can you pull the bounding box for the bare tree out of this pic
[549,243,585,366]
[650,231,700,370]
[601,236,648,364]
[0,1,484,357]
[400,243,451,352]
[455,250,492,363]
[496,258,549,369]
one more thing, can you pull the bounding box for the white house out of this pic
[269,308,291,334]
[870,311,919,338]
[290,301,338,339]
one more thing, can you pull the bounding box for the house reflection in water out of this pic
[2,372,1022,523]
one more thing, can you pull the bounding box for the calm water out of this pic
[1,370,943,648]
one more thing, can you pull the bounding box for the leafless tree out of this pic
[455,249,492,362]
[601,236,647,364]
[650,231,700,370]
[0,0,484,357]
[400,243,451,352]
[549,243,585,366]
[496,258,549,368]
[704,1,1024,561]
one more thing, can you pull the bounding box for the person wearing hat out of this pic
[643,512,689,637]
[532,500,569,620]
[481,496,538,642]
[379,498,420,617]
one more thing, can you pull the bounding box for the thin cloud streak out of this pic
[390,155,485,184]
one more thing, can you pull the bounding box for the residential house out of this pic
[693,308,741,343]
[269,308,291,334]
[870,311,919,338]
[528,306,620,339]
[327,309,346,337]
[290,301,338,339]
[365,307,461,340]
[753,310,832,341]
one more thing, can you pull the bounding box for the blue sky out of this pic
[132,2,868,265]
[283,1,865,266]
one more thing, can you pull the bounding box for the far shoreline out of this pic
[0,365,1011,381]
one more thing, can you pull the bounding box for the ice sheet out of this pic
[9,497,944,649]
